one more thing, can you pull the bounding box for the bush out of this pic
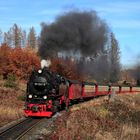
[17,95,26,101]
[0,75,3,80]
[4,74,17,88]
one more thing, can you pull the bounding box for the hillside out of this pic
[42,93,140,140]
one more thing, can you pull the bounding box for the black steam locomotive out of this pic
[24,68,68,117]
[27,68,66,101]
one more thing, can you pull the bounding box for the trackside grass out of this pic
[42,93,140,140]
[0,81,25,127]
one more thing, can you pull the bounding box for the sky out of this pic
[0,0,140,68]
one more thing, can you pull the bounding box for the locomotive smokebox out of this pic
[41,59,51,69]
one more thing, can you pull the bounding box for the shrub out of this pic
[0,75,3,80]
[17,94,26,101]
[4,73,17,88]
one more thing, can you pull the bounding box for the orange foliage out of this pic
[0,44,11,77]
[0,43,40,79]
[50,57,84,81]
[0,44,84,81]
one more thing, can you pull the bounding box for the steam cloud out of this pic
[39,10,109,58]
[41,59,51,68]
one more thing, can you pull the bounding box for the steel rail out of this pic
[0,118,42,140]
[16,118,44,140]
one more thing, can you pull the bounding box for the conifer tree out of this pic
[28,27,36,49]
[109,32,121,82]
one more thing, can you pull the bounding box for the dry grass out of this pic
[0,106,23,127]
[44,93,140,140]
[0,81,25,127]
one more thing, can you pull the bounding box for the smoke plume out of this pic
[39,10,109,58]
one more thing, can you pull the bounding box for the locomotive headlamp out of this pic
[43,96,47,99]
[28,94,33,99]
[38,69,42,73]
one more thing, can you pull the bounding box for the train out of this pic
[24,65,137,117]
[24,66,111,117]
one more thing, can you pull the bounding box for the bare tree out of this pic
[4,31,12,47]
[4,24,25,47]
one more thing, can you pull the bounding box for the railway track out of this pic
[0,118,43,140]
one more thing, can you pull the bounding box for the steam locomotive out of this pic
[24,65,112,117]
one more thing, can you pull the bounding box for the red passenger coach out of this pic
[68,81,82,100]
[82,83,96,98]
[67,81,110,103]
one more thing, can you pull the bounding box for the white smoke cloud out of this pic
[41,59,51,69]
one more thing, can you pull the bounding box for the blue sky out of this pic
[0,0,140,67]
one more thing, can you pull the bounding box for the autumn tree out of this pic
[0,43,11,78]
[50,57,81,80]
[0,43,40,79]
